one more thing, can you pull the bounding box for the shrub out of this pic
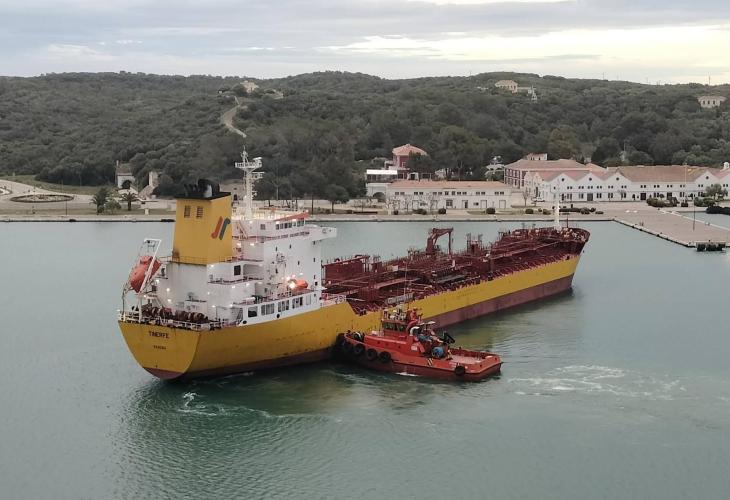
[437,208,446,214]
[680,202,689,207]
[525,208,534,214]
[486,207,496,214]
[580,208,591,214]
[590,207,596,212]
[542,209,551,215]
[706,205,730,215]
[694,197,716,207]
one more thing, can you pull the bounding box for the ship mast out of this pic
[553,185,561,230]
[235,147,263,219]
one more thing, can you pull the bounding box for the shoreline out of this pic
[0,213,613,223]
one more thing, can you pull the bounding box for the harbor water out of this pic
[1,220,730,499]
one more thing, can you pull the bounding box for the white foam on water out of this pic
[509,365,686,401]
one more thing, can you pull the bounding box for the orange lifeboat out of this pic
[287,278,309,290]
[128,255,161,292]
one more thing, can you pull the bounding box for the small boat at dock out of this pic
[337,308,502,381]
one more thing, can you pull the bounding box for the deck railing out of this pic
[321,293,347,306]
[117,311,227,331]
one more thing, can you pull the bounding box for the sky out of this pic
[1,0,729,84]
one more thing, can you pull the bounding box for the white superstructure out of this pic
[122,152,338,329]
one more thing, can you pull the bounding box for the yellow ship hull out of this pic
[119,256,581,379]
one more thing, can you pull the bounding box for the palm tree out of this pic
[91,187,109,214]
[120,191,139,211]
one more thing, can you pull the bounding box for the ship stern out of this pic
[118,321,201,379]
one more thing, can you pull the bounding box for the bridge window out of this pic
[278,300,290,312]
[262,303,275,315]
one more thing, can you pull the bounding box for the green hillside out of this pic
[1,71,728,200]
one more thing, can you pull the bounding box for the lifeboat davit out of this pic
[337,309,502,382]
[127,255,161,293]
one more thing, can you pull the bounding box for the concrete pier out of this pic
[614,208,730,248]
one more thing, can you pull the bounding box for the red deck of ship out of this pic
[323,227,589,314]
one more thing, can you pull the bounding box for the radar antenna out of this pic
[234,146,263,220]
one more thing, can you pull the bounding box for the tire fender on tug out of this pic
[366,348,378,361]
[454,365,466,376]
[353,343,365,357]
[378,351,391,363]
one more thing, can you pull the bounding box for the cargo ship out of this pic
[118,151,589,379]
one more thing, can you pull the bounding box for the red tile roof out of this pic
[392,144,428,157]
[389,180,510,189]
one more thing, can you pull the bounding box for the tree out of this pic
[120,191,138,211]
[91,187,109,214]
[325,184,349,213]
[706,183,727,200]
[547,127,581,160]
[521,187,530,207]
[105,198,121,214]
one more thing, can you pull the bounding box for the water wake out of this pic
[509,365,686,400]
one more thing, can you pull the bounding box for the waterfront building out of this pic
[526,164,730,202]
[115,161,135,189]
[385,180,513,211]
[504,155,601,188]
[366,144,428,198]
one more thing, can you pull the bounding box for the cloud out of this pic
[46,43,113,60]
[1,0,730,83]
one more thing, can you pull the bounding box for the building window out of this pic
[183,205,191,218]
[446,199,453,208]
[196,206,204,218]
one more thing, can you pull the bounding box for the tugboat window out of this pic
[248,307,258,318]
[234,265,241,276]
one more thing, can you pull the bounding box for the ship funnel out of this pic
[173,179,232,265]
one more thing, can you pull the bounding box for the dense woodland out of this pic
[1,71,729,201]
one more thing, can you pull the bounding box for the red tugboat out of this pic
[337,308,502,381]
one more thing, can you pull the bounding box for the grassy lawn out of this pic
[0,175,113,195]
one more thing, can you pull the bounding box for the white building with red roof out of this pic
[504,155,602,188]
[527,164,730,203]
[385,179,513,212]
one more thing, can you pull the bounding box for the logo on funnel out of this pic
[211,216,231,240]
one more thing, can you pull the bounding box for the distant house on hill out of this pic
[697,95,726,109]
[366,144,429,199]
[115,161,135,189]
[495,80,518,93]
[392,144,428,169]
[241,80,259,93]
